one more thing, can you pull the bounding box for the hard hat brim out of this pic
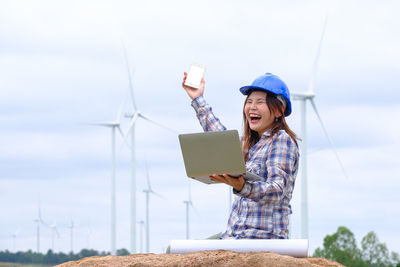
[239,86,271,96]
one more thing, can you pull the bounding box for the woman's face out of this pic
[244,91,278,137]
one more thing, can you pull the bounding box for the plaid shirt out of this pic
[191,96,299,239]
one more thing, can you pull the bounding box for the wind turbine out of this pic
[142,159,164,253]
[85,102,125,255]
[50,222,60,252]
[121,42,178,253]
[69,219,76,253]
[12,229,19,252]
[34,201,49,253]
[291,15,348,239]
[183,181,195,240]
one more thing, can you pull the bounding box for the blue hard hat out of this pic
[239,73,292,116]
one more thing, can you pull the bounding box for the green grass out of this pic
[0,263,52,267]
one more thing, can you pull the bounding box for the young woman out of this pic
[182,72,299,239]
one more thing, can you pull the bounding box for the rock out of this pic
[55,250,345,267]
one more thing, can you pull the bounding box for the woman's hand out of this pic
[182,72,205,100]
[210,173,245,192]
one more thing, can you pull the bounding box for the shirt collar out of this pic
[260,129,272,139]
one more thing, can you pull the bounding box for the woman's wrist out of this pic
[233,178,245,192]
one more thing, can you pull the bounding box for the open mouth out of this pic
[249,114,261,123]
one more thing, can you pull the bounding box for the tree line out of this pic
[1,226,399,266]
[313,226,400,267]
[0,248,129,265]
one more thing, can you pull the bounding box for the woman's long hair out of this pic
[242,91,299,162]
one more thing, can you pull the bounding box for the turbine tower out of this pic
[121,42,178,253]
[34,201,49,253]
[291,16,347,239]
[50,222,60,252]
[85,103,125,255]
[69,219,76,253]
[142,159,164,253]
[12,229,19,252]
[183,181,195,240]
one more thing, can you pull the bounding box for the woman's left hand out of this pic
[210,173,245,192]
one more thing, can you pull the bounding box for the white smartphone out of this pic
[184,64,205,89]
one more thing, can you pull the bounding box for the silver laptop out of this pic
[178,130,263,184]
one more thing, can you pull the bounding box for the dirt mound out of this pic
[56,250,344,267]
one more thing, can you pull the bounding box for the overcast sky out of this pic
[1,0,399,255]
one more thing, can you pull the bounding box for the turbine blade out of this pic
[151,191,166,200]
[190,201,199,216]
[308,14,328,94]
[124,112,139,143]
[40,219,50,228]
[308,147,324,155]
[117,125,125,139]
[116,125,130,149]
[188,181,192,202]
[116,123,132,157]
[51,222,61,238]
[115,99,126,123]
[121,40,137,111]
[55,227,60,238]
[138,113,179,135]
[310,99,348,179]
[187,181,198,215]
[81,122,116,127]
[37,200,50,228]
[69,219,78,228]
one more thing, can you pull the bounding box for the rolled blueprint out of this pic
[169,239,308,257]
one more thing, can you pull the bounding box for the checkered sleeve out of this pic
[236,132,298,204]
[191,95,227,132]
